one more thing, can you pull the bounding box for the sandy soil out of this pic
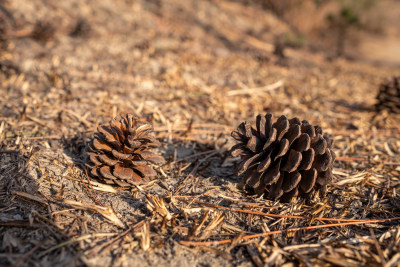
[1,0,400,266]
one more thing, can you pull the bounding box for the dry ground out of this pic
[1,0,400,266]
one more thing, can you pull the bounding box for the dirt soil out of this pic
[1,0,400,266]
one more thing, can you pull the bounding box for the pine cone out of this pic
[86,114,165,187]
[0,23,5,49]
[231,114,335,201]
[0,11,8,50]
[70,19,91,38]
[376,76,400,113]
[31,21,55,43]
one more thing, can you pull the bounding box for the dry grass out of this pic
[1,0,400,266]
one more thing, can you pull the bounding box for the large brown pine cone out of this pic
[231,114,335,201]
[376,76,400,113]
[86,114,165,187]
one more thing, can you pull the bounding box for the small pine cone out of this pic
[231,114,336,201]
[69,19,91,37]
[0,23,6,50]
[31,21,55,43]
[376,76,400,113]
[0,13,8,50]
[86,114,165,187]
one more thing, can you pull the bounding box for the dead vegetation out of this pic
[1,0,400,266]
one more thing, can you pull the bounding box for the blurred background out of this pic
[252,0,400,65]
[1,1,400,266]
[2,0,400,65]
[1,0,400,131]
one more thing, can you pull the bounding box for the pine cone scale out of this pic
[310,136,326,155]
[247,136,258,152]
[142,154,165,164]
[282,171,301,192]
[292,133,310,152]
[274,118,289,140]
[256,114,267,139]
[257,154,272,172]
[98,154,119,165]
[88,153,102,166]
[247,170,262,188]
[236,153,262,175]
[129,160,148,166]
[314,151,332,172]
[281,150,302,172]
[93,138,113,152]
[135,165,157,177]
[275,139,289,159]
[230,143,245,157]
[98,125,119,144]
[316,169,331,185]
[263,126,277,147]
[267,175,284,199]
[90,167,98,177]
[283,123,300,138]
[113,165,139,181]
[289,117,301,125]
[99,166,115,180]
[297,148,314,170]
[301,124,315,137]
[231,131,245,142]
[299,168,317,193]
[262,159,281,185]
[135,124,153,135]
[111,149,132,160]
